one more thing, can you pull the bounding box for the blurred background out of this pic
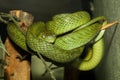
[0,0,120,80]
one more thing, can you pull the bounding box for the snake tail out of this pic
[72,38,104,71]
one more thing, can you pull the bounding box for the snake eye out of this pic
[45,35,56,43]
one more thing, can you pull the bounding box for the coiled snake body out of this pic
[7,11,106,71]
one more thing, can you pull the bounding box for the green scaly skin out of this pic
[7,23,28,51]
[7,22,84,62]
[72,38,104,71]
[7,11,106,70]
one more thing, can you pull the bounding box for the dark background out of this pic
[0,0,91,21]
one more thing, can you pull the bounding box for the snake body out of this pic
[7,11,106,70]
[7,23,28,51]
[72,38,104,71]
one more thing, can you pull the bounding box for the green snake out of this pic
[6,11,106,71]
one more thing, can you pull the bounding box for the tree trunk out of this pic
[4,38,30,80]
[64,66,79,80]
[4,10,33,80]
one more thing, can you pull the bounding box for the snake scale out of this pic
[7,11,106,71]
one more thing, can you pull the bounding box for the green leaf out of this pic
[0,37,9,56]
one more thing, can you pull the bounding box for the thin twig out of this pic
[37,53,56,80]
[0,13,26,35]
[42,63,53,76]
[8,14,26,35]
[101,21,119,30]
[0,16,8,23]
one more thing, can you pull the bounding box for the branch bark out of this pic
[5,38,30,80]
[4,10,34,80]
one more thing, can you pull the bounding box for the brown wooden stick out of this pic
[101,21,119,30]
[4,10,34,80]
[5,38,30,80]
